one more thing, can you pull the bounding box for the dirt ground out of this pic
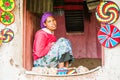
[71,58,101,70]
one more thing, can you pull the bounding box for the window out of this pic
[65,10,84,33]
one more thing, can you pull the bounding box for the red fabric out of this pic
[53,0,84,10]
[53,5,83,10]
[33,30,56,60]
[53,6,64,9]
[64,5,83,10]
[64,0,83,2]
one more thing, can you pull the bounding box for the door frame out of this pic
[23,0,33,70]
[22,0,104,70]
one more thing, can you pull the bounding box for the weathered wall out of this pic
[0,0,120,80]
[0,0,27,80]
[55,12,101,58]
[96,0,120,79]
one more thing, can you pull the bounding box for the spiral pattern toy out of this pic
[95,1,120,24]
[98,24,120,48]
[0,34,3,45]
[0,28,14,43]
[0,11,15,25]
[0,0,15,12]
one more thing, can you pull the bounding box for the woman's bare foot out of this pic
[58,61,69,68]
[58,62,64,68]
[65,61,69,68]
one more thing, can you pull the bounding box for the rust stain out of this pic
[10,58,14,66]
[10,58,19,67]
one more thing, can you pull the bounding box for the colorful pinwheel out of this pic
[98,24,120,48]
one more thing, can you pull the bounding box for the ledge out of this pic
[25,66,101,77]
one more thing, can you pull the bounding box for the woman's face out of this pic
[43,16,57,31]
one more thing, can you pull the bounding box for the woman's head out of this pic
[40,12,57,31]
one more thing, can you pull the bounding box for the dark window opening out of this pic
[65,10,84,33]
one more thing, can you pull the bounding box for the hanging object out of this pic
[0,34,3,46]
[95,1,120,24]
[0,0,15,12]
[64,0,84,10]
[53,0,64,10]
[0,11,15,25]
[53,0,84,10]
[86,0,100,11]
[0,28,14,43]
[0,0,2,7]
[98,24,120,48]
[0,40,2,46]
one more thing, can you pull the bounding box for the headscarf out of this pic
[40,12,54,28]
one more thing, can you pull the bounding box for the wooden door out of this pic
[23,0,40,70]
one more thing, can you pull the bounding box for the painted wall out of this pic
[55,12,101,58]
[0,0,26,80]
[0,0,120,80]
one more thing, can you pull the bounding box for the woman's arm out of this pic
[33,31,53,60]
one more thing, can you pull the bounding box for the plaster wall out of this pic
[0,0,26,80]
[0,0,120,80]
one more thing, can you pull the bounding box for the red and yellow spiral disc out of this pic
[0,28,14,43]
[95,1,120,24]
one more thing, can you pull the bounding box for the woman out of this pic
[33,12,74,68]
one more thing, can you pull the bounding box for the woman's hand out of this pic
[51,42,55,46]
